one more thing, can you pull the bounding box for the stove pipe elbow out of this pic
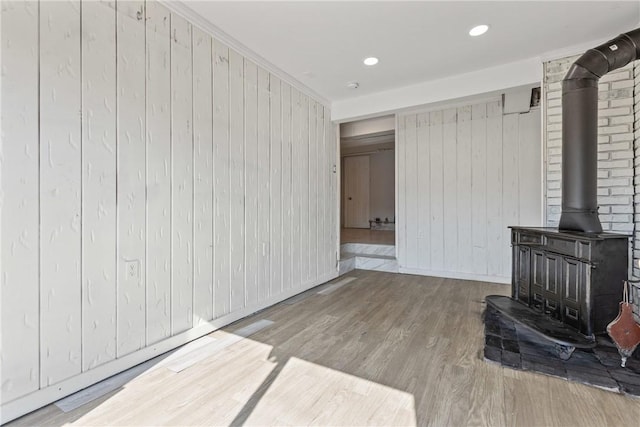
[558,28,640,233]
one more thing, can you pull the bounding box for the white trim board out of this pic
[161,0,330,108]
[54,318,274,412]
[54,336,217,412]
[0,271,338,424]
[166,320,274,373]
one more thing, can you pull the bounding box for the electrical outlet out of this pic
[125,260,140,280]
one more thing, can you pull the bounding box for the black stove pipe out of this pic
[559,28,640,233]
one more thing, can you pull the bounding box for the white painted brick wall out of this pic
[633,62,640,282]
[545,56,640,317]
[544,56,635,235]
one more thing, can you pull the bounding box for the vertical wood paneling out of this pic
[297,91,306,285]
[502,114,520,278]
[316,104,325,276]
[213,40,230,318]
[404,115,418,268]
[518,111,542,226]
[292,89,302,286]
[456,106,473,273]
[429,111,444,271]
[325,115,332,272]
[281,83,293,291]
[289,88,298,285]
[416,113,431,270]
[81,0,117,371]
[325,109,335,273]
[229,49,245,311]
[170,14,193,334]
[145,0,171,344]
[398,100,539,281]
[397,117,407,266]
[269,76,282,296]
[116,0,146,357]
[471,104,488,274]
[1,2,338,417]
[292,91,301,284]
[327,119,331,272]
[442,108,458,272]
[244,59,259,307]
[329,120,338,271]
[40,0,82,385]
[309,101,318,281]
[1,0,40,400]
[486,101,504,277]
[192,27,213,325]
[257,68,271,300]
[300,94,310,284]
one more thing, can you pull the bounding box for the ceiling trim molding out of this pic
[540,37,619,63]
[160,0,331,108]
[540,23,640,63]
[331,57,542,122]
[395,94,504,119]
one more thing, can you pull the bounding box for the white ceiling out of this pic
[183,1,640,104]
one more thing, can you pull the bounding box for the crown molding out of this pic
[159,0,332,108]
[539,24,639,63]
[331,57,541,122]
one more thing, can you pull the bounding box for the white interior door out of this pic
[344,155,370,228]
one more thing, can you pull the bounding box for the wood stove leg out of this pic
[617,348,636,368]
[554,344,576,360]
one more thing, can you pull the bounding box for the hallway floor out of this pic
[341,227,395,245]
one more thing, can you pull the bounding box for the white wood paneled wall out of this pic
[0,1,338,422]
[397,100,541,283]
[82,0,117,370]
[146,0,172,344]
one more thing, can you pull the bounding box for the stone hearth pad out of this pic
[483,306,640,397]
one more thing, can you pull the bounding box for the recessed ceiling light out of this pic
[363,57,379,66]
[469,25,489,37]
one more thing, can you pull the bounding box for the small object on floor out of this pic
[317,276,356,295]
[606,281,640,367]
[554,343,576,361]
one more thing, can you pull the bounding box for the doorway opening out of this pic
[339,115,397,274]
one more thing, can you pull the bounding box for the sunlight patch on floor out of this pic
[245,356,417,426]
[66,338,277,426]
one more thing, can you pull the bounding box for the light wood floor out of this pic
[341,227,395,245]
[9,270,640,426]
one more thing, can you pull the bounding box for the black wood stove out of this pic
[510,227,628,337]
[488,27,640,360]
[487,227,629,359]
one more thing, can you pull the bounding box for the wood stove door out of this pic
[543,253,563,321]
[561,257,585,333]
[514,246,531,305]
[531,250,545,312]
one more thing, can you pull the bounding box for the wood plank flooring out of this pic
[9,270,640,426]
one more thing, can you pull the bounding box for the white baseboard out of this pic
[0,270,338,424]
[399,267,511,285]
